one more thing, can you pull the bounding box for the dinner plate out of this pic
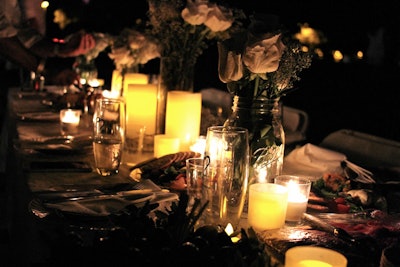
[18,135,93,155]
[33,144,88,155]
[16,91,48,100]
[17,111,60,122]
[29,192,155,219]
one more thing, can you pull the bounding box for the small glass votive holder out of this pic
[153,134,180,158]
[60,109,81,135]
[274,175,311,224]
[185,157,206,208]
[248,183,288,231]
[285,246,347,267]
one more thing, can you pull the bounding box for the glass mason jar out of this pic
[224,95,285,183]
[74,56,98,85]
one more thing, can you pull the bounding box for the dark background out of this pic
[17,1,400,144]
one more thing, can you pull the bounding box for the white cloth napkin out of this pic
[283,143,374,183]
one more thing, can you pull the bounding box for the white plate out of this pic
[30,192,155,218]
[17,111,59,122]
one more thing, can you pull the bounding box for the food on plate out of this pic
[131,151,201,190]
[310,173,387,213]
[320,173,351,193]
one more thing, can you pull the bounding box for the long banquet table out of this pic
[3,86,400,266]
[3,86,159,266]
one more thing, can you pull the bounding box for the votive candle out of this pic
[60,109,81,135]
[274,175,311,223]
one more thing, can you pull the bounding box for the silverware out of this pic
[39,189,155,204]
[303,213,359,245]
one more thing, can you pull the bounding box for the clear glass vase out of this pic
[159,56,195,92]
[224,95,285,183]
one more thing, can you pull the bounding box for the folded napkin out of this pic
[283,143,374,183]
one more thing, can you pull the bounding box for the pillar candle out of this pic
[248,183,288,231]
[165,91,202,151]
[111,71,149,96]
[285,246,347,267]
[124,84,158,139]
[111,70,123,94]
[153,134,180,158]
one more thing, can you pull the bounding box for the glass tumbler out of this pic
[92,97,126,176]
[202,126,249,231]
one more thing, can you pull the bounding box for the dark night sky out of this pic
[45,0,400,143]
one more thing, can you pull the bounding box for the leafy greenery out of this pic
[106,192,270,266]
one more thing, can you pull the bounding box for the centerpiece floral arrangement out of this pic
[218,13,313,178]
[78,0,246,92]
[108,27,160,73]
[69,6,312,265]
[218,13,312,109]
[146,0,246,91]
[73,32,114,82]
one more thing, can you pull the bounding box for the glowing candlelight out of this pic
[60,109,80,124]
[165,91,202,151]
[59,109,81,135]
[189,136,206,157]
[102,90,120,99]
[274,175,311,223]
[225,223,240,243]
[298,260,332,267]
[123,73,149,88]
[285,246,347,267]
[124,83,158,146]
[248,183,288,231]
[153,134,180,158]
[88,78,104,88]
[111,71,149,96]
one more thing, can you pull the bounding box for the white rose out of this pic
[218,42,243,83]
[204,3,233,32]
[181,0,210,25]
[138,41,160,64]
[108,46,133,68]
[127,31,146,50]
[243,34,285,73]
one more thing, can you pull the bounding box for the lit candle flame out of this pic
[224,223,240,243]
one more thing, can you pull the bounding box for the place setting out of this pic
[16,134,93,155]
